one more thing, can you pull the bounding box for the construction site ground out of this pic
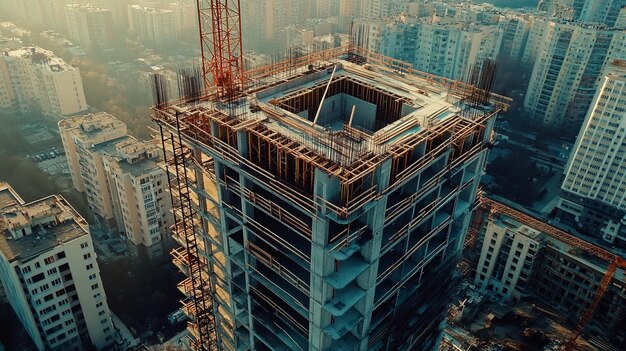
[459,297,614,351]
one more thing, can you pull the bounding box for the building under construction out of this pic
[469,197,626,348]
[152,42,509,351]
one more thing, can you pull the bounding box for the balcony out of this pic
[181,298,197,320]
[171,247,191,274]
[178,277,193,297]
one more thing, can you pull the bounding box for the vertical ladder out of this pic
[160,119,219,351]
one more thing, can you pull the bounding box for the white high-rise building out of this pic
[540,0,626,27]
[498,14,532,62]
[355,16,502,81]
[523,22,626,133]
[557,60,626,249]
[0,47,87,118]
[169,1,197,41]
[0,183,116,351]
[65,4,114,52]
[127,4,176,44]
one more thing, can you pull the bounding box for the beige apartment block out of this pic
[103,137,173,256]
[59,112,127,225]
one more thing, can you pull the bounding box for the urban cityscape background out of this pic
[0,0,624,351]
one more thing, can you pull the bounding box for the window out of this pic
[56,252,66,260]
[83,253,91,260]
[91,284,99,290]
[44,294,54,302]
[40,284,50,292]
[44,256,56,265]
[80,242,89,249]
[86,264,94,270]
[32,272,45,283]
[89,274,96,280]
[22,266,31,274]
[98,310,105,316]
[47,268,58,275]
[51,278,61,286]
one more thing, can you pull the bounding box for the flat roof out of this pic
[58,112,126,138]
[0,183,89,263]
[4,46,75,73]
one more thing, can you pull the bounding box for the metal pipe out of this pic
[313,65,337,125]
[347,105,356,128]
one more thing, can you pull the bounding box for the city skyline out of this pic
[0,1,624,351]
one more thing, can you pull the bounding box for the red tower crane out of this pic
[196,0,245,100]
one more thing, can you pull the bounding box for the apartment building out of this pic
[103,137,173,256]
[557,60,626,249]
[169,2,197,41]
[474,219,540,301]
[521,16,549,65]
[355,16,502,81]
[127,5,176,45]
[0,183,116,351]
[65,4,114,52]
[498,14,532,63]
[3,0,72,32]
[473,204,626,344]
[523,21,626,133]
[59,112,172,256]
[241,0,304,52]
[0,47,87,118]
[540,0,626,27]
[59,112,127,221]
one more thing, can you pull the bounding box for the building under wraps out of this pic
[152,48,509,351]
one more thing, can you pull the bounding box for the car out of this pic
[49,152,56,158]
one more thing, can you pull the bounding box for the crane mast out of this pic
[197,0,245,100]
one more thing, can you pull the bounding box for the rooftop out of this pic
[66,3,111,13]
[0,183,89,263]
[3,47,74,73]
[105,137,163,177]
[58,112,128,145]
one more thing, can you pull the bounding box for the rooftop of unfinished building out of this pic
[0,183,88,263]
[159,55,505,169]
